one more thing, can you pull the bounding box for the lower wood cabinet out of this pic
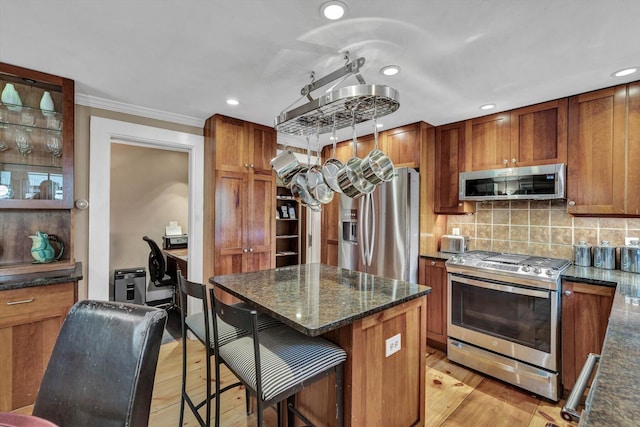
[0,282,76,411]
[296,296,427,427]
[419,257,448,349]
[561,280,614,392]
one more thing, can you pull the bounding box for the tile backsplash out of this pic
[446,200,640,260]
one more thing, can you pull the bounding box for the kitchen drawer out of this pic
[0,283,75,326]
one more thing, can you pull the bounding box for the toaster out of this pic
[440,235,469,254]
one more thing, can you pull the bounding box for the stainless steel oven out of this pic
[445,251,569,401]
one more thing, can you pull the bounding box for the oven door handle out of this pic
[451,275,550,299]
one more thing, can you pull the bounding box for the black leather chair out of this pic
[210,287,347,427]
[32,300,167,427]
[143,235,177,309]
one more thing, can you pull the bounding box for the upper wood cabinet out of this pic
[510,99,567,167]
[214,115,275,175]
[566,84,631,215]
[463,100,567,171]
[561,280,614,392]
[434,121,474,214]
[464,112,511,171]
[0,62,74,209]
[381,123,421,168]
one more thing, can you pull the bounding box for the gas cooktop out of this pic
[445,250,571,285]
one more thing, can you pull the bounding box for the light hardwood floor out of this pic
[16,339,578,426]
[147,339,578,427]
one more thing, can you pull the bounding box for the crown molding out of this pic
[75,94,205,128]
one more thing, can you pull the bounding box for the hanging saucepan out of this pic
[270,149,303,187]
[308,132,334,203]
[322,117,344,193]
[361,116,394,185]
[336,111,375,198]
[291,170,321,211]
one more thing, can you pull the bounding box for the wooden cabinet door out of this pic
[382,123,420,168]
[0,282,75,411]
[510,99,568,167]
[214,171,246,275]
[247,173,275,271]
[561,280,614,391]
[248,122,276,174]
[434,122,473,214]
[419,258,448,348]
[626,82,640,215]
[214,115,249,173]
[464,112,511,171]
[567,86,627,215]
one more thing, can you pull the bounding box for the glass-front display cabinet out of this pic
[0,63,75,275]
[0,62,74,209]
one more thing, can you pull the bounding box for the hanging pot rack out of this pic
[274,56,400,136]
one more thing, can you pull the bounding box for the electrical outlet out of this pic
[385,333,401,357]
[626,237,639,245]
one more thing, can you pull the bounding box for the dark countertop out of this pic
[210,263,431,337]
[0,262,83,291]
[420,252,455,260]
[562,266,640,426]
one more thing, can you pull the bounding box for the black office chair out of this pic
[143,235,177,310]
[178,272,283,427]
[210,286,347,427]
[32,300,167,427]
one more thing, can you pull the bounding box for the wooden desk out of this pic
[210,264,430,427]
[164,248,188,277]
[163,249,188,313]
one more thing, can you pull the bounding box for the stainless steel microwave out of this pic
[459,163,566,201]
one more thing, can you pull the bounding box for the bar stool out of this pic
[210,287,347,427]
[177,272,281,427]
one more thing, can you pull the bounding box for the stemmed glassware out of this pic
[45,132,62,165]
[14,128,31,157]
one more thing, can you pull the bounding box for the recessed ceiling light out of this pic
[226,98,239,106]
[376,123,384,128]
[479,104,496,110]
[320,1,347,20]
[380,65,400,76]
[612,67,638,77]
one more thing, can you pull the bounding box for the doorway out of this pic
[88,117,204,303]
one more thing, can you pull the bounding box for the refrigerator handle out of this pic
[358,196,367,266]
[368,193,376,267]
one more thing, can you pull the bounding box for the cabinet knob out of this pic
[564,290,572,296]
[244,163,249,168]
[458,202,463,207]
[503,159,508,165]
[250,164,254,168]
[249,248,254,253]
[511,158,517,164]
[243,248,248,253]
[431,261,436,266]
[568,200,576,206]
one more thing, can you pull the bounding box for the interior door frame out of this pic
[88,116,204,308]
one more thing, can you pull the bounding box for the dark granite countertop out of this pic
[420,252,455,260]
[210,263,431,337]
[0,262,83,291]
[560,266,640,426]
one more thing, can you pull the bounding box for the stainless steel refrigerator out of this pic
[338,167,419,282]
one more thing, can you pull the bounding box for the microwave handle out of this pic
[450,275,550,299]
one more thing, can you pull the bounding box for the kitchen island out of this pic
[210,263,430,427]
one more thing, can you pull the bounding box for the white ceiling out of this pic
[2,0,640,147]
